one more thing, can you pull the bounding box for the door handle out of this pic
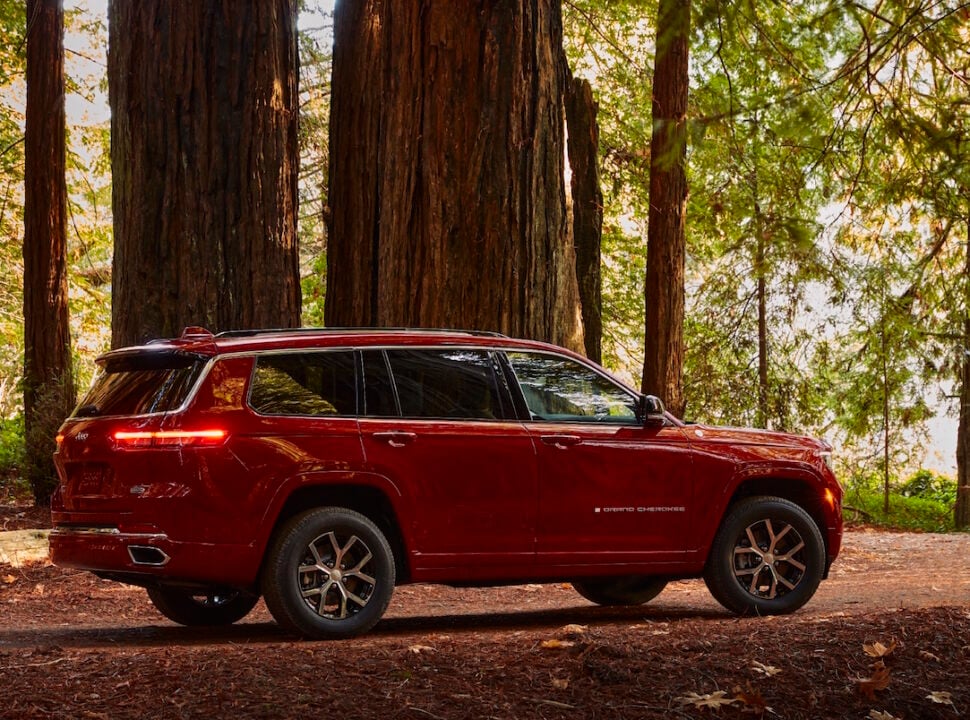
[540,434,582,449]
[372,431,416,448]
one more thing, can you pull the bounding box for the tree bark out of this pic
[108,0,301,348]
[565,75,603,363]
[956,210,970,529]
[23,0,74,504]
[642,0,688,416]
[326,0,584,352]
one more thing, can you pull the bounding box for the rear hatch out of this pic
[54,349,209,512]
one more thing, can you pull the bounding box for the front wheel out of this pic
[704,496,825,616]
[261,507,395,639]
[572,576,667,606]
[147,586,259,626]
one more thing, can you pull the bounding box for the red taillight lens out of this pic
[113,429,227,448]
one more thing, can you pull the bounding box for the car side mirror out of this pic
[639,394,667,427]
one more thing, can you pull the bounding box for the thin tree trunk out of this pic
[756,232,769,429]
[956,207,970,529]
[642,0,689,416]
[565,75,603,363]
[881,309,891,516]
[23,0,74,504]
[109,0,301,347]
[326,0,584,352]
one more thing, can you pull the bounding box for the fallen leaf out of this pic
[540,639,575,650]
[733,685,768,714]
[926,691,953,705]
[918,650,940,662]
[750,660,782,677]
[675,691,737,710]
[863,640,897,658]
[2,575,15,584]
[551,677,569,689]
[33,583,45,596]
[560,624,587,636]
[407,644,434,654]
[855,661,891,700]
[868,711,900,720]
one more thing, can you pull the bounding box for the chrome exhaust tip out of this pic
[128,545,171,566]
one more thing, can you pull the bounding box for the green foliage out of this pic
[0,413,25,477]
[298,5,332,324]
[844,487,957,534]
[898,469,957,506]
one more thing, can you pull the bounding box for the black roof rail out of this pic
[214,327,509,339]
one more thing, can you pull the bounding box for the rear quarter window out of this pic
[248,351,356,416]
[75,352,205,417]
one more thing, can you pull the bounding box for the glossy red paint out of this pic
[50,328,843,605]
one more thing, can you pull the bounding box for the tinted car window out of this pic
[249,352,356,416]
[506,351,637,423]
[74,352,204,417]
[379,349,507,420]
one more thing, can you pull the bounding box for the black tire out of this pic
[704,496,825,616]
[572,576,668,606]
[261,507,395,639]
[146,586,259,626]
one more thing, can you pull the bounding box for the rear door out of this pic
[504,351,693,569]
[358,348,537,579]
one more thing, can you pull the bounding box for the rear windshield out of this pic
[73,351,206,417]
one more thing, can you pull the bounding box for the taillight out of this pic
[113,429,227,449]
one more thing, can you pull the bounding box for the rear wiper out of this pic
[74,404,100,417]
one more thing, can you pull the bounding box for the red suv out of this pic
[51,327,843,638]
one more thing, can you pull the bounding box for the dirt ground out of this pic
[1,501,968,719]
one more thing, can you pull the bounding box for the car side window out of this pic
[361,350,399,417]
[506,351,638,424]
[377,349,508,420]
[249,351,356,416]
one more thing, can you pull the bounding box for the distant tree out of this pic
[641,0,688,415]
[108,0,301,347]
[325,0,584,351]
[956,232,969,529]
[23,0,74,504]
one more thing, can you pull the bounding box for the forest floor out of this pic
[1,499,968,720]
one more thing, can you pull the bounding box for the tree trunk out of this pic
[756,225,769,429]
[108,0,301,348]
[956,210,970,529]
[326,0,584,352]
[23,0,74,505]
[642,0,689,416]
[565,75,603,363]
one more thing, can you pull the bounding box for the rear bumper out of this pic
[49,527,261,590]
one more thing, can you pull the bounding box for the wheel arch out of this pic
[257,475,411,584]
[722,475,832,562]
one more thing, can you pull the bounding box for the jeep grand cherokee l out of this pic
[51,327,843,638]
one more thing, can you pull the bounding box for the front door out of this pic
[505,351,693,570]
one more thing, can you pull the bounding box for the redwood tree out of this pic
[326,0,584,351]
[641,0,689,416]
[108,0,301,347]
[23,0,74,504]
[565,75,603,363]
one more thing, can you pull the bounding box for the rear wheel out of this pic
[572,576,667,606]
[261,507,395,639]
[147,586,259,626]
[704,496,825,615]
